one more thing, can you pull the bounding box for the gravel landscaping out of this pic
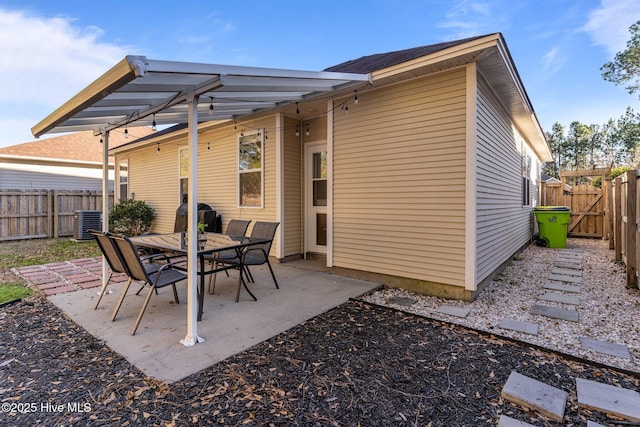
[1,237,639,426]
[361,238,640,375]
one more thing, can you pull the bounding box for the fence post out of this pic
[614,177,622,261]
[53,190,59,238]
[625,170,637,288]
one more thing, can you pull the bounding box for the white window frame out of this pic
[179,146,189,204]
[522,150,532,207]
[237,130,264,208]
[118,160,128,201]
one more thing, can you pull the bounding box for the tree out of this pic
[601,20,640,97]
[543,122,566,177]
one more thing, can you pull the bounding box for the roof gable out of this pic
[324,35,489,74]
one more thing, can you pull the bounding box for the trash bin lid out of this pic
[534,206,570,211]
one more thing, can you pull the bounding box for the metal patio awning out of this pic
[32,55,370,137]
[31,56,369,347]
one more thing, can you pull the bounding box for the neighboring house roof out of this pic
[0,127,154,163]
[325,35,487,74]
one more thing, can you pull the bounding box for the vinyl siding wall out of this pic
[332,68,468,287]
[475,75,539,283]
[282,115,303,257]
[115,116,283,256]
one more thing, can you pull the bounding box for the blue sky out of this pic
[0,0,639,147]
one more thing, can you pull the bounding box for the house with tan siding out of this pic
[40,33,553,302]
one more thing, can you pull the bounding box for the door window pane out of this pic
[313,181,327,206]
[316,213,327,246]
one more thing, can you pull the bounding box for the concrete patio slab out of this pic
[576,378,640,422]
[48,260,380,384]
[501,371,567,422]
[580,336,632,359]
[499,318,539,335]
[531,304,579,322]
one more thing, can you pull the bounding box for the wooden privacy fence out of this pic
[612,169,640,288]
[0,190,113,241]
[540,168,611,240]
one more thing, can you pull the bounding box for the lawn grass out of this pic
[0,238,101,304]
[0,282,32,304]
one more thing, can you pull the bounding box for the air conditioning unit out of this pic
[73,210,102,240]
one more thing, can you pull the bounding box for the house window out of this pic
[179,147,188,203]
[522,152,532,207]
[118,160,128,201]
[238,131,263,207]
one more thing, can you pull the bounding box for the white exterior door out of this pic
[305,142,328,254]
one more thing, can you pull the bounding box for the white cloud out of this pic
[0,8,128,145]
[437,0,507,39]
[542,46,563,75]
[583,0,640,56]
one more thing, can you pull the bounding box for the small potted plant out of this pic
[197,222,207,250]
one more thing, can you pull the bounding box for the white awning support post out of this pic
[100,131,111,293]
[180,93,204,347]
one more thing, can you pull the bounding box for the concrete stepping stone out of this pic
[548,273,583,284]
[579,336,632,359]
[386,296,416,306]
[539,292,580,306]
[435,305,470,318]
[555,260,582,269]
[499,318,539,335]
[543,282,581,293]
[501,371,567,422]
[576,378,640,422]
[498,415,536,427]
[531,304,579,322]
[550,267,582,277]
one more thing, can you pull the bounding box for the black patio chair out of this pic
[207,219,251,294]
[109,233,187,335]
[89,229,163,310]
[211,221,280,302]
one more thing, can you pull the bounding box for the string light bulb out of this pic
[295,102,300,114]
[305,124,310,137]
[207,141,211,151]
[152,114,157,131]
[124,126,128,139]
[209,97,214,116]
[156,142,160,154]
[295,125,299,137]
[354,90,359,105]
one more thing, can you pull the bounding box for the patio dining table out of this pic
[130,232,269,321]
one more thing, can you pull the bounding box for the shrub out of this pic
[109,199,156,236]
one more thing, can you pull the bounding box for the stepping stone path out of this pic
[496,247,638,424]
[579,336,632,359]
[501,371,568,422]
[576,378,640,422]
[501,371,640,424]
[435,305,470,318]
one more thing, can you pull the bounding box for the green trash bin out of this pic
[534,206,571,248]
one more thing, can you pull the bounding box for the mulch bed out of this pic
[1,296,639,426]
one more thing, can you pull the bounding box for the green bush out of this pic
[109,199,156,236]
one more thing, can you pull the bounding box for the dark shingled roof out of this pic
[324,34,493,74]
